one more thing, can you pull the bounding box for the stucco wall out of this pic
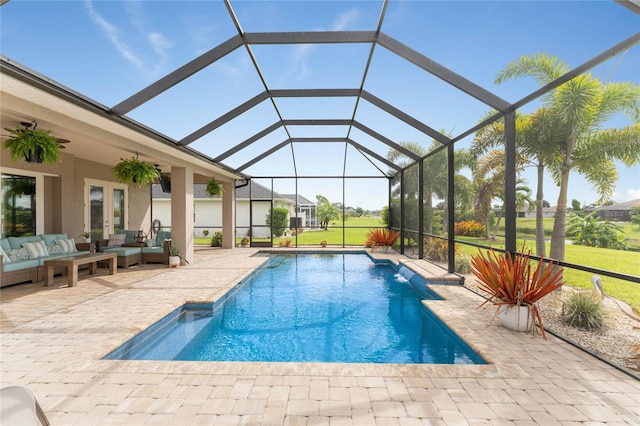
[1,151,151,240]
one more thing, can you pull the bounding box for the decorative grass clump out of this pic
[365,228,400,248]
[455,253,472,274]
[562,292,606,330]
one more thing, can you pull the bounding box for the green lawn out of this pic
[457,237,640,310]
[509,217,640,250]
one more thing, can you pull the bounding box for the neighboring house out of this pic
[152,181,316,238]
[523,205,557,219]
[591,199,640,222]
[281,194,317,228]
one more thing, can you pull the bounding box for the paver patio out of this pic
[1,248,638,425]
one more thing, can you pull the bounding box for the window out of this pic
[1,173,36,237]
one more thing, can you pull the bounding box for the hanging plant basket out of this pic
[112,156,160,187]
[2,126,61,164]
[205,179,224,197]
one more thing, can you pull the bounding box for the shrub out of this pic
[202,230,209,237]
[278,239,293,247]
[454,220,486,237]
[455,253,472,274]
[365,228,400,248]
[210,231,223,247]
[562,292,606,330]
[423,237,449,262]
[266,207,289,237]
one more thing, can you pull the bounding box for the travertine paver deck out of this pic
[1,247,638,425]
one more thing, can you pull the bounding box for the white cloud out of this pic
[332,9,360,31]
[84,0,171,75]
[625,188,640,201]
[85,0,143,70]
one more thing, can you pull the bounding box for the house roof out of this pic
[152,180,309,203]
[594,199,640,211]
[281,194,316,206]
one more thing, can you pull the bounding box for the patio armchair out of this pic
[141,231,172,264]
[0,385,50,425]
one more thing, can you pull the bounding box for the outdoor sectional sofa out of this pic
[0,234,93,288]
[95,230,171,267]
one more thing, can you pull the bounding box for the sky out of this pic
[1,0,639,211]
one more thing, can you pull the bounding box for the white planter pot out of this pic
[84,238,91,243]
[168,256,180,268]
[498,305,533,332]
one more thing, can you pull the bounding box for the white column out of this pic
[170,167,194,264]
[222,180,236,249]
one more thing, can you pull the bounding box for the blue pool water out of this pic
[105,253,485,364]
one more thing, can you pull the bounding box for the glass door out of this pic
[85,180,128,241]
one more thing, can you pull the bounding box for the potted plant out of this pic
[470,245,564,338]
[320,240,328,247]
[79,232,91,243]
[205,179,223,197]
[240,236,250,247]
[3,123,61,164]
[365,228,400,253]
[168,241,189,268]
[112,156,159,187]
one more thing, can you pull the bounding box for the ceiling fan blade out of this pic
[56,138,70,144]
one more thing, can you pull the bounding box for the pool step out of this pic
[399,259,463,285]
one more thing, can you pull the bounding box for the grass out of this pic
[510,217,640,250]
[457,237,640,310]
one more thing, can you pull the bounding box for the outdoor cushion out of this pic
[117,230,138,244]
[141,246,164,254]
[22,241,49,258]
[145,238,156,247]
[46,244,64,255]
[0,239,11,252]
[6,248,29,262]
[0,246,9,263]
[8,236,41,250]
[107,234,126,247]
[101,247,141,256]
[39,233,67,246]
[155,231,171,247]
[56,238,77,253]
[2,259,39,273]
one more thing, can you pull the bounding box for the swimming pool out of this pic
[105,253,485,364]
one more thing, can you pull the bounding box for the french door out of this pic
[84,180,128,241]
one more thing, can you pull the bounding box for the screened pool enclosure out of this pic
[1,0,638,287]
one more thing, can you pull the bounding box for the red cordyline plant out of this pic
[365,228,400,248]
[471,244,564,338]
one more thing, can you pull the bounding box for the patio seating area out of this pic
[1,248,638,425]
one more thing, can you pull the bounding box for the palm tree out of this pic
[387,138,472,236]
[495,53,640,262]
[471,149,530,240]
[472,108,560,256]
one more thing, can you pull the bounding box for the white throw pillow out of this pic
[107,234,126,247]
[22,241,49,258]
[56,238,78,254]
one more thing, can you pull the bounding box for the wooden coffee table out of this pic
[43,252,117,287]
